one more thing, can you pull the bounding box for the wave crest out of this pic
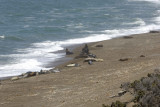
[0,35,5,39]
[128,0,160,4]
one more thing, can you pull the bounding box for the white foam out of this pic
[128,0,160,4]
[154,16,160,24]
[80,30,95,33]
[67,23,84,29]
[0,35,5,39]
[0,33,109,78]
[24,25,30,28]
[23,17,35,21]
[152,10,160,24]
[0,41,64,77]
[123,18,146,26]
[54,23,160,46]
[1,22,160,78]
[0,59,51,78]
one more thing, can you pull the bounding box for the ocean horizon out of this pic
[0,0,160,77]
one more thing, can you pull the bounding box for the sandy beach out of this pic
[0,32,160,107]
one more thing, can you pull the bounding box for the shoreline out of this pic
[46,43,83,68]
[1,30,159,80]
[0,44,82,80]
[1,31,160,107]
[0,31,157,80]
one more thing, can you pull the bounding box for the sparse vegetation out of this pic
[102,101,126,107]
[104,69,160,107]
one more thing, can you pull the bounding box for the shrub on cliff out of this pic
[102,101,126,107]
[121,70,160,107]
[104,69,160,107]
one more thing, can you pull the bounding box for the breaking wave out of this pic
[123,18,146,26]
[1,22,160,77]
[128,0,160,4]
[0,35,5,39]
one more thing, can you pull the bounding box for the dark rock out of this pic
[119,58,131,61]
[149,30,160,33]
[123,36,133,39]
[154,69,160,74]
[154,68,159,72]
[140,55,145,57]
[96,44,103,47]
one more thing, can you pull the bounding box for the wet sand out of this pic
[0,32,160,107]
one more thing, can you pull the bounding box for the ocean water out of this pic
[0,0,160,77]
